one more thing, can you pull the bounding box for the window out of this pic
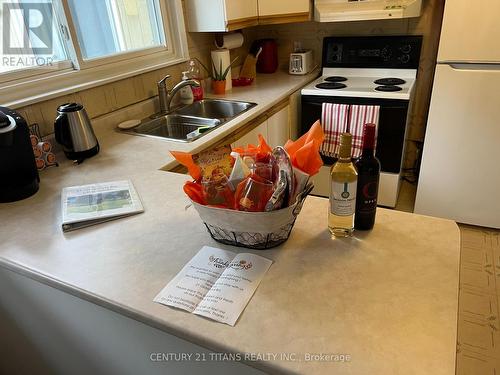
[67,0,165,60]
[0,0,188,107]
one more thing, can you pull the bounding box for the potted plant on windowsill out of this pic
[195,56,238,95]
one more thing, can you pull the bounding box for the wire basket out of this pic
[191,184,312,250]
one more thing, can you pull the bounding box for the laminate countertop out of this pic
[0,71,460,374]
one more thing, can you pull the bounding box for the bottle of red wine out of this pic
[354,124,380,230]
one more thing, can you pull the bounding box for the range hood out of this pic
[315,0,422,22]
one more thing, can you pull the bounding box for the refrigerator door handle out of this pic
[440,62,500,71]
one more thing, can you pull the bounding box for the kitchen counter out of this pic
[0,71,460,374]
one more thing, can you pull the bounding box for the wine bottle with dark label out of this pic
[354,124,380,230]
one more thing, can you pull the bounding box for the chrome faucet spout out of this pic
[157,75,201,114]
[165,79,200,113]
[157,74,171,114]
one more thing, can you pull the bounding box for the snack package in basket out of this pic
[170,121,325,213]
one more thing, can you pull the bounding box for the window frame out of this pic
[0,0,189,108]
[0,0,74,84]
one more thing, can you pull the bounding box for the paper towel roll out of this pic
[211,49,232,91]
[215,32,244,50]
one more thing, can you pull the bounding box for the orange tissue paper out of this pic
[183,181,205,205]
[170,151,202,181]
[232,134,273,162]
[284,120,325,176]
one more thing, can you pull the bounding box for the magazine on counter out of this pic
[61,180,144,232]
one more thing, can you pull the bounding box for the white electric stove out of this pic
[300,36,422,207]
[301,67,417,100]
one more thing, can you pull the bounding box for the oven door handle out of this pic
[304,102,406,110]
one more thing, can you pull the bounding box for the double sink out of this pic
[122,99,257,142]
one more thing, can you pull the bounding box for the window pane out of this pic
[67,0,165,60]
[0,0,68,74]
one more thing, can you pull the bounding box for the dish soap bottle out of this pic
[187,59,203,101]
[328,133,358,237]
[179,71,194,105]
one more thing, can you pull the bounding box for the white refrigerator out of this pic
[414,0,500,229]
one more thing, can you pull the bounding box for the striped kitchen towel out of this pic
[348,105,380,158]
[320,103,350,158]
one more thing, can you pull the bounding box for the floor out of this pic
[456,225,500,374]
[393,182,500,374]
[394,180,417,213]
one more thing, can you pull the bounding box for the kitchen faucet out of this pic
[157,75,201,114]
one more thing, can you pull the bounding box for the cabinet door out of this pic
[267,105,290,148]
[231,121,268,150]
[186,0,257,32]
[258,0,310,24]
[185,0,226,32]
[225,0,258,30]
[288,90,301,141]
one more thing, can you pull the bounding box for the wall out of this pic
[244,0,445,170]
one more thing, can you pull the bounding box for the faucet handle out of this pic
[158,74,171,87]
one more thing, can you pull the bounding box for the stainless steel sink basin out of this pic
[120,99,257,142]
[173,99,256,122]
[128,115,221,142]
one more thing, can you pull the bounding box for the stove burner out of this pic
[316,82,347,90]
[375,85,403,92]
[324,76,348,83]
[374,78,406,86]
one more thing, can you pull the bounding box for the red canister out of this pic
[255,39,278,74]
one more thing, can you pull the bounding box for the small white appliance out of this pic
[300,36,422,207]
[289,50,314,75]
[314,0,422,22]
[415,0,500,228]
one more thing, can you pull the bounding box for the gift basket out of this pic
[172,121,325,250]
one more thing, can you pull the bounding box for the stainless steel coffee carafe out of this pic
[54,103,99,162]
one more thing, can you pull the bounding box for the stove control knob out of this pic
[400,54,410,63]
[381,46,392,61]
[400,44,412,54]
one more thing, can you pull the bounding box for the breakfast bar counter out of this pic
[0,169,459,375]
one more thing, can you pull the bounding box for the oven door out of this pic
[301,95,409,207]
[301,95,409,172]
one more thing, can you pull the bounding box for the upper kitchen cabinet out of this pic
[258,0,311,25]
[185,0,258,32]
[186,0,311,32]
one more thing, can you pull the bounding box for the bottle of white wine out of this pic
[328,133,358,237]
